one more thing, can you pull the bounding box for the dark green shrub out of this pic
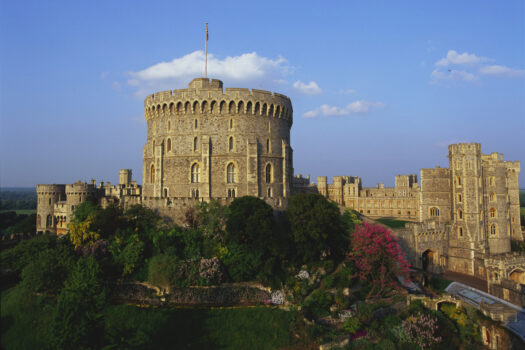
[303,290,333,320]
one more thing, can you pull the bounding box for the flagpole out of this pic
[204,23,208,78]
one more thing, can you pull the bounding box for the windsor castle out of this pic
[36,77,525,306]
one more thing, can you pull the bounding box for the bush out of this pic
[303,290,333,320]
[286,194,348,266]
[343,317,361,334]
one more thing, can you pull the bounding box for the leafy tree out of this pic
[196,200,230,242]
[346,222,410,298]
[225,196,287,282]
[68,215,100,248]
[71,201,100,224]
[286,193,348,266]
[148,252,180,290]
[3,213,36,234]
[113,233,145,276]
[1,234,58,272]
[49,256,107,349]
[19,241,75,295]
[221,243,263,282]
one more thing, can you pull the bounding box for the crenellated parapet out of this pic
[144,78,293,125]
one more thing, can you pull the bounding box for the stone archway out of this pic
[422,249,434,271]
[509,269,525,284]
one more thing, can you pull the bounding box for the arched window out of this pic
[490,193,495,201]
[238,101,244,114]
[490,224,497,235]
[150,164,155,183]
[265,164,272,183]
[185,101,191,113]
[193,101,199,114]
[430,207,440,217]
[490,207,496,218]
[229,101,235,114]
[275,105,280,118]
[167,138,172,152]
[177,102,183,113]
[228,137,233,151]
[268,104,274,117]
[194,137,198,151]
[169,102,174,113]
[167,120,171,131]
[227,163,236,183]
[266,139,270,153]
[220,101,226,114]
[262,103,267,116]
[246,101,252,114]
[46,214,52,227]
[201,100,208,114]
[191,163,200,183]
[254,102,260,115]
[210,100,217,113]
[458,209,463,219]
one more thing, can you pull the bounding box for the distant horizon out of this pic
[1,1,523,187]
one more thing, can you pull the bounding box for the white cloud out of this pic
[128,51,292,96]
[431,69,478,82]
[302,100,384,118]
[436,50,488,66]
[480,65,525,78]
[292,80,322,95]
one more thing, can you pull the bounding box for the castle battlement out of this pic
[144,78,293,123]
[448,142,482,154]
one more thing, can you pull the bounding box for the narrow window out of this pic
[228,189,232,198]
[229,137,233,151]
[232,189,235,198]
[194,137,198,151]
[267,188,272,198]
[458,194,462,202]
[191,163,200,183]
[490,224,497,235]
[167,138,172,152]
[457,176,462,186]
[167,120,171,131]
[195,189,199,198]
[266,139,270,153]
[490,208,496,218]
[227,163,236,183]
[459,227,463,237]
[230,119,233,129]
[265,164,272,183]
[194,119,198,129]
[458,209,463,219]
[150,164,155,183]
[164,188,168,197]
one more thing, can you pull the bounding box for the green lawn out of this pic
[2,285,300,350]
[0,209,36,215]
[376,218,409,228]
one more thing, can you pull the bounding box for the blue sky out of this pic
[1,0,524,187]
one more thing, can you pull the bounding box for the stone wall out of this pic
[142,78,293,204]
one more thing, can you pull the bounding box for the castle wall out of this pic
[142,78,293,207]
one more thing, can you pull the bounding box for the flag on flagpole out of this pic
[206,23,208,41]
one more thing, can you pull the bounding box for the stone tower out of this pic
[142,78,293,207]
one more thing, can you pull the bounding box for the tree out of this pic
[286,193,348,266]
[49,256,107,349]
[68,215,100,248]
[346,222,410,298]
[225,196,286,282]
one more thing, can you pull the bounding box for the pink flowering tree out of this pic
[347,222,410,298]
[402,312,442,348]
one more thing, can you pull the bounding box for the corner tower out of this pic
[142,78,293,207]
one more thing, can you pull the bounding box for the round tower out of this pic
[36,184,65,233]
[142,77,293,206]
